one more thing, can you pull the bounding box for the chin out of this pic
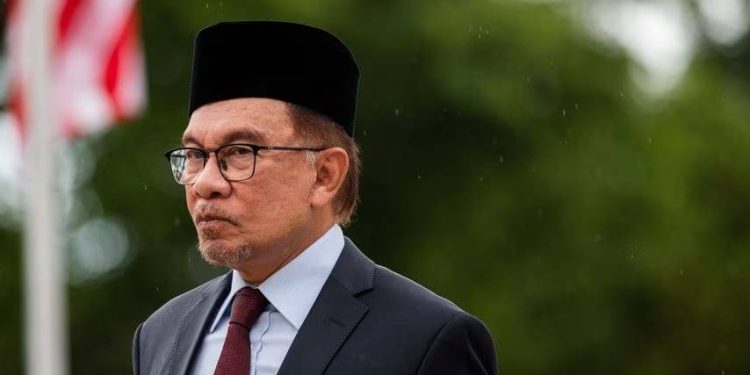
[197,239,253,268]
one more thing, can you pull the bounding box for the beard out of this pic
[192,205,251,267]
[197,229,254,268]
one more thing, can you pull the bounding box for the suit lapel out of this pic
[168,273,231,375]
[277,239,375,375]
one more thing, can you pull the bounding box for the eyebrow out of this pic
[181,128,268,147]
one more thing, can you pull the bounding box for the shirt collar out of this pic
[208,224,344,332]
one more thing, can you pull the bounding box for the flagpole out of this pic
[22,0,68,373]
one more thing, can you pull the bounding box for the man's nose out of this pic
[191,154,231,199]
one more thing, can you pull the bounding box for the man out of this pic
[133,21,498,375]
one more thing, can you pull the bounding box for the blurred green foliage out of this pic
[2,0,750,374]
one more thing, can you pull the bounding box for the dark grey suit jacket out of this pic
[133,239,498,374]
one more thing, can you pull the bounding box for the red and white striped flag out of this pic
[5,2,146,374]
[6,0,147,138]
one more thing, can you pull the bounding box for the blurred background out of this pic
[2,0,750,373]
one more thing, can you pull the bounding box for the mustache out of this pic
[193,206,239,226]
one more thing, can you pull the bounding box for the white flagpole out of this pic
[22,0,68,373]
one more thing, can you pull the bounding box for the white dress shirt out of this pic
[190,224,345,375]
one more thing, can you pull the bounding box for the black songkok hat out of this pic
[189,21,360,136]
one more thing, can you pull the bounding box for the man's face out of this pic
[182,98,317,271]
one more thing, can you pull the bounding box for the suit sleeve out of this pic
[416,313,499,375]
[132,323,143,375]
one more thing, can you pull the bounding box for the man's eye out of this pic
[225,146,253,156]
[185,150,204,159]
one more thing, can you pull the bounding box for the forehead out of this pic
[182,97,295,146]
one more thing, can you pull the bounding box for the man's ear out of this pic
[310,147,349,208]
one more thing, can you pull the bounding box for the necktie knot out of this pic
[229,287,268,330]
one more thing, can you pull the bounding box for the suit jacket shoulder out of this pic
[133,274,230,375]
[371,263,462,317]
[282,239,498,375]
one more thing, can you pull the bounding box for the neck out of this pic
[236,213,337,284]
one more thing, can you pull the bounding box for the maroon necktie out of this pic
[214,287,268,375]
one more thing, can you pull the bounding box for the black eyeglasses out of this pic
[163,143,325,185]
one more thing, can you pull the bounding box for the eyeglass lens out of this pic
[168,145,256,184]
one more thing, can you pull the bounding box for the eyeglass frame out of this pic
[163,143,326,185]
